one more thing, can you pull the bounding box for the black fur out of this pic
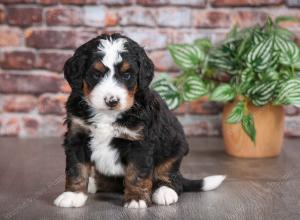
[63,33,205,202]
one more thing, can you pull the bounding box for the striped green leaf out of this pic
[246,37,274,72]
[263,69,279,81]
[210,84,235,102]
[274,79,300,106]
[168,44,205,70]
[252,28,266,45]
[208,55,233,72]
[294,56,300,70]
[152,78,180,110]
[242,113,256,143]
[226,101,245,124]
[279,70,291,80]
[182,76,208,101]
[246,82,277,106]
[241,68,254,83]
[274,36,300,66]
[194,38,212,52]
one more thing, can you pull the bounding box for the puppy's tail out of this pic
[182,175,226,192]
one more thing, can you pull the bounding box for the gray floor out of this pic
[1,137,300,220]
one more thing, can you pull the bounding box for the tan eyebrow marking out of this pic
[94,62,105,72]
[120,61,130,73]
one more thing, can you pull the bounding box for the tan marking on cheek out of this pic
[83,81,91,96]
[94,62,105,72]
[120,61,130,73]
[125,85,137,110]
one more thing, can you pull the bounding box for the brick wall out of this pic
[0,0,300,137]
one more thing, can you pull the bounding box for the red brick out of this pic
[0,27,22,47]
[60,0,97,5]
[22,116,39,137]
[178,115,221,136]
[155,7,191,27]
[0,6,6,23]
[0,71,64,94]
[286,0,300,7]
[104,10,119,27]
[173,29,214,44]
[118,7,155,27]
[83,6,119,27]
[211,0,283,7]
[285,116,300,137]
[36,50,73,72]
[269,10,300,28]
[188,97,223,115]
[0,50,36,70]
[284,105,299,116]
[21,115,65,137]
[137,0,206,7]
[123,28,170,50]
[172,103,187,115]
[74,28,98,47]
[38,115,66,137]
[37,0,59,4]
[38,93,68,115]
[232,11,268,28]
[3,95,37,112]
[149,50,178,71]
[193,11,231,28]
[99,0,134,4]
[59,81,72,93]
[7,7,42,26]
[25,28,76,49]
[46,6,83,26]
[0,116,20,136]
[0,0,34,3]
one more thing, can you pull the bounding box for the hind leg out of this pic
[152,158,183,206]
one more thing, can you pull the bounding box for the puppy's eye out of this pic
[123,73,131,80]
[92,72,101,80]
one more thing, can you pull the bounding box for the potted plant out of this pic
[152,17,300,158]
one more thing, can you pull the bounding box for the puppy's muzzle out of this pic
[104,96,120,108]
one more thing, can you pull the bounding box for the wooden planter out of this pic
[222,101,285,158]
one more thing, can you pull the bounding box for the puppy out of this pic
[54,33,225,208]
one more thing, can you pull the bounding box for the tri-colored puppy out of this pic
[54,33,225,208]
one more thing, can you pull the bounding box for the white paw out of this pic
[54,192,87,208]
[87,177,97,194]
[124,200,147,209]
[202,175,226,191]
[152,186,178,205]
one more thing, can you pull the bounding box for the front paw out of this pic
[152,186,178,205]
[54,192,87,208]
[124,200,147,209]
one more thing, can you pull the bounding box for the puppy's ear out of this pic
[137,47,154,90]
[64,53,87,90]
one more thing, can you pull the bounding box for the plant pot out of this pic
[222,101,285,158]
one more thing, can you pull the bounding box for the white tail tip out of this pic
[202,175,226,191]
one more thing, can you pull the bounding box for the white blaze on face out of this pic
[89,37,129,111]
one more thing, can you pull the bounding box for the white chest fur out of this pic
[88,113,125,176]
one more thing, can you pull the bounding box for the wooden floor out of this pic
[1,137,300,220]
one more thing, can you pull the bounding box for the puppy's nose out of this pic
[104,96,120,108]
